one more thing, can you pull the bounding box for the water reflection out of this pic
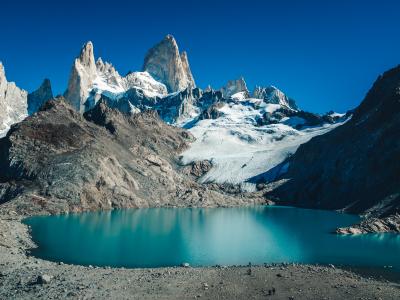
[24,206,400,269]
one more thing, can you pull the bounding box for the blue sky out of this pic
[1,0,400,113]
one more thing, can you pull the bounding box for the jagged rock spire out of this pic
[64,41,98,113]
[142,34,196,93]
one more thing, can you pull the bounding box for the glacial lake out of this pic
[24,206,400,269]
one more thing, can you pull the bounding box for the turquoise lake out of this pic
[24,206,400,269]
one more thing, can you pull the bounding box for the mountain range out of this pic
[0,35,398,233]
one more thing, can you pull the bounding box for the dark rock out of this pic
[37,274,52,284]
[28,79,53,115]
[0,98,238,214]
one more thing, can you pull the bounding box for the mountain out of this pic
[27,78,53,114]
[143,34,195,93]
[0,62,28,137]
[0,99,265,214]
[64,41,169,113]
[267,65,400,232]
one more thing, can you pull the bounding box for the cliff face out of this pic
[64,42,98,113]
[143,35,195,93]
[0,63,28,137]
[268,65,400,219]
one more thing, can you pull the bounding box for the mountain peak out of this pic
[64,41,98,112]
[221,77,249,98]
[164,34,177,43]
[28,78,54,114]
[253,85,298,110]
[143,35,195,93]
[79,41,94,63]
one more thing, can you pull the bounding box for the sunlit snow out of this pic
[181,100,345,190]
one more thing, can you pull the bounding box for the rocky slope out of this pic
[143,34,195,93]
[0,62,28,137]
[0,98,265,215]
[268,65,400,232]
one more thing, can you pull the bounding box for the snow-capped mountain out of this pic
[60,35,348,190]
[0,62,28,137]
[1,35,347,189]
[64,35,196,114]
[63,41,166,114]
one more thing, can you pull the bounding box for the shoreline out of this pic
[1,205,400,299]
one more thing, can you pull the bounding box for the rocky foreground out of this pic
[0,98,267,216]
[0,210,399,300]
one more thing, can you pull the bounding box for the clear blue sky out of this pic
[1,0,400,113]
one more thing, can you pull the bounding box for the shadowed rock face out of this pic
[0,98,262,215]
[27,79,53,114]
[268,65,400,218]
[143,35,195,93]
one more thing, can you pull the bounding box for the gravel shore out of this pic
[1,210,399,300]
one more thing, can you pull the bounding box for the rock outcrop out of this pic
[0,62,28,137]
[336,214,400,234]
[143,35,195,93]
[268,65,400,232]
[0,98,263,215]
[27,79,53,114]
[221,77,249,99]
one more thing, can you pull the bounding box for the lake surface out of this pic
[24,206,400,269]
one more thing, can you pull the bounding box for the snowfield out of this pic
[180,100,346,190]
